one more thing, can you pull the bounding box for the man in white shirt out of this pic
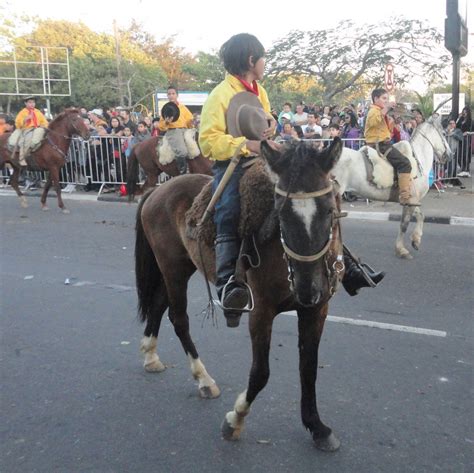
[293,104,308,126]
[301,112,322,139]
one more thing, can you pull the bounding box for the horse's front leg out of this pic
[298,305,340,451]
[395,205,414,259]
[222,309,274,441]
[50,168,68,213]
[40,176,53,211]
[410,206,424,251]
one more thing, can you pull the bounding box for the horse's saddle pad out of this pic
[7,128,46,154]
[185,160,278,246]
[157,129,200,166]
[362,141,418,189]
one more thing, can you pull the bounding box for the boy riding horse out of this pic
[199,33,385,325]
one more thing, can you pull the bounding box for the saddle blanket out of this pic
[185,160,278,247]
[361,141,418,189]
[8,128,46,160]
[157,128,200,166]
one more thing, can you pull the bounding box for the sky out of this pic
[4,0,474,91]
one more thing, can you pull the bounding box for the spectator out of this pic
[88,110,107,128]
[301,112,322,139]
[413,108,424,126]
[277,102,294,126]
[143,116,152,130]
[119,109,136,134]
[122,127,134,159]
[446,118,463,178]
[151,117,160,137]
[320,117,331,139]
[276,122,298,142]
[341,112,361,149]
[293,103,308,127]
[107,117,126,183]
[0,114,7,135]
[456,106,472,177]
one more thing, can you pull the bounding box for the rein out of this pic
[46,114,86,160]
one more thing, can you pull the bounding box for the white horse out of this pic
[332,118,451,259]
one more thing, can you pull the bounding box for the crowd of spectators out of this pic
[0,99,472,190]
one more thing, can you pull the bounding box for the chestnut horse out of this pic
[126,136,212,201]
[0,109,90,212]
[134,138,346,450]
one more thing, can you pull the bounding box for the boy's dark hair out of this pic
[152,117,160,123]
[283,102,292,108]
[167,85,178,94]
[219,33,265,75]
[371,88,387,102]
[138,121,147,127]
[329,123,339,131]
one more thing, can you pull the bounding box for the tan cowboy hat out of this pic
[226,91,270,140]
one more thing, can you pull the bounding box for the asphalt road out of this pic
[1,195,473,473]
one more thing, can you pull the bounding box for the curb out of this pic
[346,211,474,227]
[1,190,473,226]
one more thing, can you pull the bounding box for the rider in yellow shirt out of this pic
[14,96,48,166]
[365,88,418,205]
[15,96,48,130]
[158,86,195,174]
[199,34,385,323]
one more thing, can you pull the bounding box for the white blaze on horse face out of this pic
[292,198,317,237]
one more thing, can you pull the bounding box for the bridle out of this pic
[412,124,450,167]
[275,181,346,297]
[46,113,88,159]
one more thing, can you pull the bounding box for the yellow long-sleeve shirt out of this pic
[199,74,271,161]
[15,107,48,129]
[158,103,194,132]
[364,104,391,144]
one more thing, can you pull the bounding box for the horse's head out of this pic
[424,117,452,164]
[52,109,90,140]
[261,138,344,307]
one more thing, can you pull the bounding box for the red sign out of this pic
[384,64,395,92]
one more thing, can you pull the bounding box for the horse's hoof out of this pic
[411,240,420,251]
[61,208,70,214]
[144,358,166,373]
[221,412,242,441]
[199,383,221,399]
[396,249,412,260]
[20,197,28,208]
[313,432,341,452]
[41,206,49,211]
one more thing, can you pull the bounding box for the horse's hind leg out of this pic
[10,167,28,208]
[163,259,220,399]
[410,206,424,251]
[140,283,169,372]
[222,309,274,440]
[395,205,414,259]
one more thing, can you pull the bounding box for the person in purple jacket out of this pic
[341,112,362,150]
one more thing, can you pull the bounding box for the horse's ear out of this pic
[260,140,289,175]
[319,137,343,173]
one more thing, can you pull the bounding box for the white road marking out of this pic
[283,311,447,337]
[450,216,474,227]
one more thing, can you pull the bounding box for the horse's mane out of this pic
[49,108,80,128]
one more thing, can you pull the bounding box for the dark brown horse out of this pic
[134,138,346,451]
[126,136,212,200]
[0,109,90,212]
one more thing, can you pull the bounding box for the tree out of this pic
[266,18,451,104]
[182,51,225,91]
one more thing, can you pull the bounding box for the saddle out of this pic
[7,128,46,165]
[185,160,278,247]
[157,128,201,166]
[360,141,418,190]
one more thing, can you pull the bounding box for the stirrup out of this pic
[213,276,255,312]
[358,262,379,288]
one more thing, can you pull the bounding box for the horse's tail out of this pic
[135,189,164,324]
[126,146,139,202]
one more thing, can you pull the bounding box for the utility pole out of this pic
[445,0,468,120]
[113,19,124,106]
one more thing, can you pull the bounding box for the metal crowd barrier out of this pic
[3,133,471,193]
